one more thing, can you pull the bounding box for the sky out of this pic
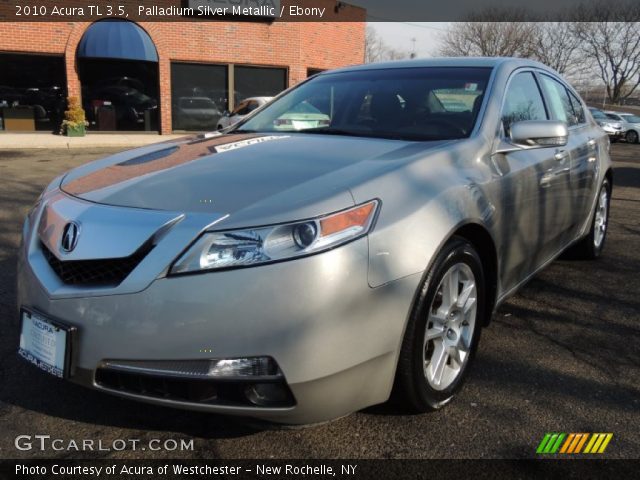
[368,23,450,58]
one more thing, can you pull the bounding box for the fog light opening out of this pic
[245,383,291,407]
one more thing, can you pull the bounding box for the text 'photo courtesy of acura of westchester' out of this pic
[18,58,612,425]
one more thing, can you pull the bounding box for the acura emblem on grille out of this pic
[61,222,80,253]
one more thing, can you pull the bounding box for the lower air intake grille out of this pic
[41,241,153,287]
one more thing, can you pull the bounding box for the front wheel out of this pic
[566,179,611,259]
[626,130,639,144]
[395,237,485,412]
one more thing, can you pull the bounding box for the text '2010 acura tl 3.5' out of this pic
[18,58,612,424]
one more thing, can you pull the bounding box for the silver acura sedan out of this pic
[17,58,612,425]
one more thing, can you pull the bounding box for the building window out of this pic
[171,62,227,131]
[79,58,159,132]
[234,66,287,103]
[0,53,67,132]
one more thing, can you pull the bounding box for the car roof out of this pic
[323,57,551,75]
[242,96,273,102]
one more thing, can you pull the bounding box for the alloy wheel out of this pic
[423,263,477,391]
[594,187,608,249]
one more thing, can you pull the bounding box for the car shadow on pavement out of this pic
[611,167,640,189]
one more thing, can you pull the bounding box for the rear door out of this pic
[537,74,597,239]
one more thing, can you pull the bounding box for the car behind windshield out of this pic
[236,67,492,141]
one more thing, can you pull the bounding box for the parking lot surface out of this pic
[0,144,638,459]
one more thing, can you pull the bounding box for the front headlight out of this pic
[170,200,379,274]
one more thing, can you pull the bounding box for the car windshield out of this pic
[236,67,492,141]
[622,114,640,123]
[590,109,609,120]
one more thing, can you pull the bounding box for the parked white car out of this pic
[604,111,640,144]
[217,96,272,130]
[588,107,624,142]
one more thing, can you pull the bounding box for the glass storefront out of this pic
[78,58,159,132]
[171,62,227,131]
[235,66,287,103]
[0,53,67,132]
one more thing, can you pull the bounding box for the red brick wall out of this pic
[0,2,365,134]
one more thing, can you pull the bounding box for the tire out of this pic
[626,130,639,144]
[395,236,485,412]
[217,125,223,131]
[566,179,611,260]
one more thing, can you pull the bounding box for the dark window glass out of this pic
[570,93,586,124]
[232,101,249,116]
[171,62,227,131]
[79,58,159,132]
[238,67,492,141]
[539,74,577,126]
[0,53,67,132]
[502,72,547,134]
[589,108,608,120]
[246,100,260,113]
[234,66,286,103]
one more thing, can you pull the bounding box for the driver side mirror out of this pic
[222,110,230,117]
[494,120,568,155]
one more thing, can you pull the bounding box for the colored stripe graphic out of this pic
[536,433,552,454]
[538,433,613,454]
[574,433,589,453]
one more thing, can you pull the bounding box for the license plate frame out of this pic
[19,308,75,379]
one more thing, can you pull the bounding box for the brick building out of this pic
[0,0,365,134]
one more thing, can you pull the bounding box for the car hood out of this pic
[60,132,449,226]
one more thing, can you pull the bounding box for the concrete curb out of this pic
[0,134,187,150]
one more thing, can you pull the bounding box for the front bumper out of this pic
[17,234,420,424]
[601,126,623,138]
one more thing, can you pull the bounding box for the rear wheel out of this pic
[626,130,638,144]
[566,179,611,259]
[395,237,485,411]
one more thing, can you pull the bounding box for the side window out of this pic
[502,72,547,135]
[569,92,586,124]
[246,100,259,113]
[539,74,577,126]
[232,101,249,116]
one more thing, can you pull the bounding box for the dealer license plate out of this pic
[19,309,71,378]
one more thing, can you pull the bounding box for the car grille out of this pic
[40,241,153,287]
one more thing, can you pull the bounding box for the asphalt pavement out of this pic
[0,145,638,459]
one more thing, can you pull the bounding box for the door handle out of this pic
[554,150,569,161]
[587,138,597,149]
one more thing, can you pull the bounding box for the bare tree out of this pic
[439,10,538,58]
[365,26,410,63]
[571,13,640,104]
[530,23,583,76]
